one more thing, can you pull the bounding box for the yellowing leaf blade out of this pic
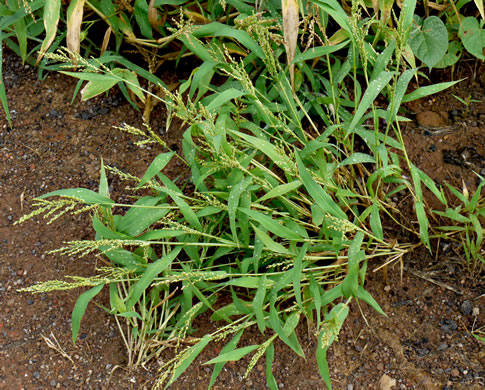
[282,0,299,89]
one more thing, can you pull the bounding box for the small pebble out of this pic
[437,343,448,352]
[460,300,472,316]
[441,319,457,334]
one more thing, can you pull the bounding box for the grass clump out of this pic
[13,0,484,388]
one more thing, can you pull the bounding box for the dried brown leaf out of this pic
[66,0,86,63]
[282,0,299,90]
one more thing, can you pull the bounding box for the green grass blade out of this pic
[117,197,170,236]
[228,276,275,289]
[134,0,153,39]
[193,22,265,59]
[401,0,418,36]
[310,0,353,37]
[39,188,114,205]
[337,152,376,167]
[231,130,293,173]
[81,78,118,100]
[296,153,347,220]
[269,304,305,358]
[369,202,384,240]
[98,159,109,198]
[357,286,386,316]
[309,274,322,327]
[253,275,267,334]
[6,0,27,63]
[126,246,182,310]
[341,231,364,298]
[418,168,447,205]
[252,224,290,254]
[157,187,202,231]
[165,335,211,388]
[257,180,302,203]
[265,343,278,390]
[208,331,244,389]
[0,33,12,127]
[204,345,260,365]
[72,283,104,344]
[316,340,331,389]
[206,88,246,111]
[387,68,416,124]
[228,176,252,242]
[321,284,343,306]
[137,152,175,189]
[347,71,393,134]
[410,164,430,248]
[294,40,350,62]
[316,303,349,388]
[402,80,462,103]
[241,208,302,240]
[370,41,396,82]
[0,0,43,30]
[292,244,308,311]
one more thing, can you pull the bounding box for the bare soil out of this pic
[1,51,484,389]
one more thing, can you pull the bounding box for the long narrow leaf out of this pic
[347,71,393,134]
[126,246,182,309]
[0,33,11,127]
[296,153,347,220]
[204,344,260,365]
[253,276,267,334]
[241,208,302,240]
[72,283,104,344]
[257,180,302,203]
[165,335,211,388]
[402,80,461,103]
[208,331,244,389]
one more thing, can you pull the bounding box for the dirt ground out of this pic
[0,50,484,389]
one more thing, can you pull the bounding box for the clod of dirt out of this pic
[378,374,396,390]
[416,111,448,127]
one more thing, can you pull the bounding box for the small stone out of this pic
[50,380,57,387]
[437,343,448,352]
[33,371,40,379]
[450,368,459,377]
[440,319,457,334]
[460,300,473,316]
[378,374,396,390]
[377,363,384,371]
